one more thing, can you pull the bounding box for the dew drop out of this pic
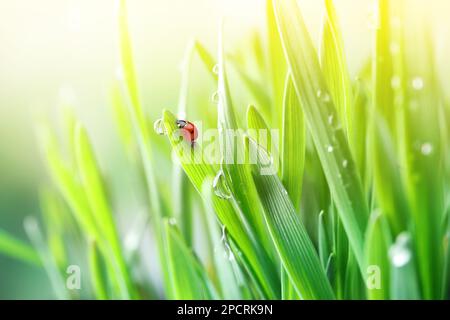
[153,118,166,135]
[391,76,401,89]
[389,233,412,267]
[328,115,334,125]
[168,217,177,226]
[211,91,220,104]
[326,145,334,153]
[411,77,424,91]
[420,142,433,156]
[228,251,236,261]
[212,64,219,75]
[317,89,331,103]
[342,159,348,168]
[213,170,232,199]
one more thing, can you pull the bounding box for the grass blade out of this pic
[75,124,137,299]
[272,0,369,272]
[24,216,69,300]
[201,179,244,299]
[320,0,353,134]
[89,240,109,300]
[247,137,334,299]
[165,220,217,299]
[365,211,391,299]
[0,228,41,267]
[389,233,420,299]
[162,110,279,298]
[281,76,305,212]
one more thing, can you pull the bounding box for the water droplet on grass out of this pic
[391,76,401,89]
[328,115,334,125]
[168,217,177,226]
[212,64,219,75]
[213,170,232,199]
[389,233,412,267]
[153,118,166,135]
[211,91,220,104]
[412,77,424,91]
[420,142,433,156]
[317,90,331,103]
[326,145,334,153]
[342,159,348,168]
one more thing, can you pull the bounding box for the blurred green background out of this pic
[0,0,449,299]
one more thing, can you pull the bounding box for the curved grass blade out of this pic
[281,76,305,212]
[247,104,273,153]
[165,219,217,300]
[365,211,391,299]
[247,137,334,299]
[272,0,369,272]
[75,124,137,299]
[0,228,41,267]
[162,110,279,299]
[266,0,287,116]
[39,188,68,269]
[371,116,408,234]
[395,0,445,299]
[89,240,109,300]
[194,41,217,80]
[24,216,69,300]
[201,179,244,299]
[216,26,275,258]
[320,0,353,134]
[173,42,195,247]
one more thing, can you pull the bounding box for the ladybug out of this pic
[176,119,198,143]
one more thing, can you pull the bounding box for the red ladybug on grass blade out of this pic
[176,119,198,143]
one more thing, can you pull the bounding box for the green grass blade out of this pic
[201,180,243,299]
[371,117,408,234]
[320,0,352,134]
[247,104,272,151]
[396,0,445,299]
[350,82,369,186]
[318,211,330,270]
[389,233,421,299]
[24,216,69,300]
[216,26,275,258]
[39,188,67,269]
[194,41,217,79]
[266,0,286,116]
[365,212,391,299]
[110,82,134,154]
[173,43,195,247]
[117,0,171,296]
[281,76,305,212]
[75,124,137,299]
[89,240,109,300]
[0,228,41,267]
[41,127,98,239]
[162,110,279,298]
[247,137,334,299]
[165,219,217,299]
[118,0,162,224]
[272,0,369,272]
